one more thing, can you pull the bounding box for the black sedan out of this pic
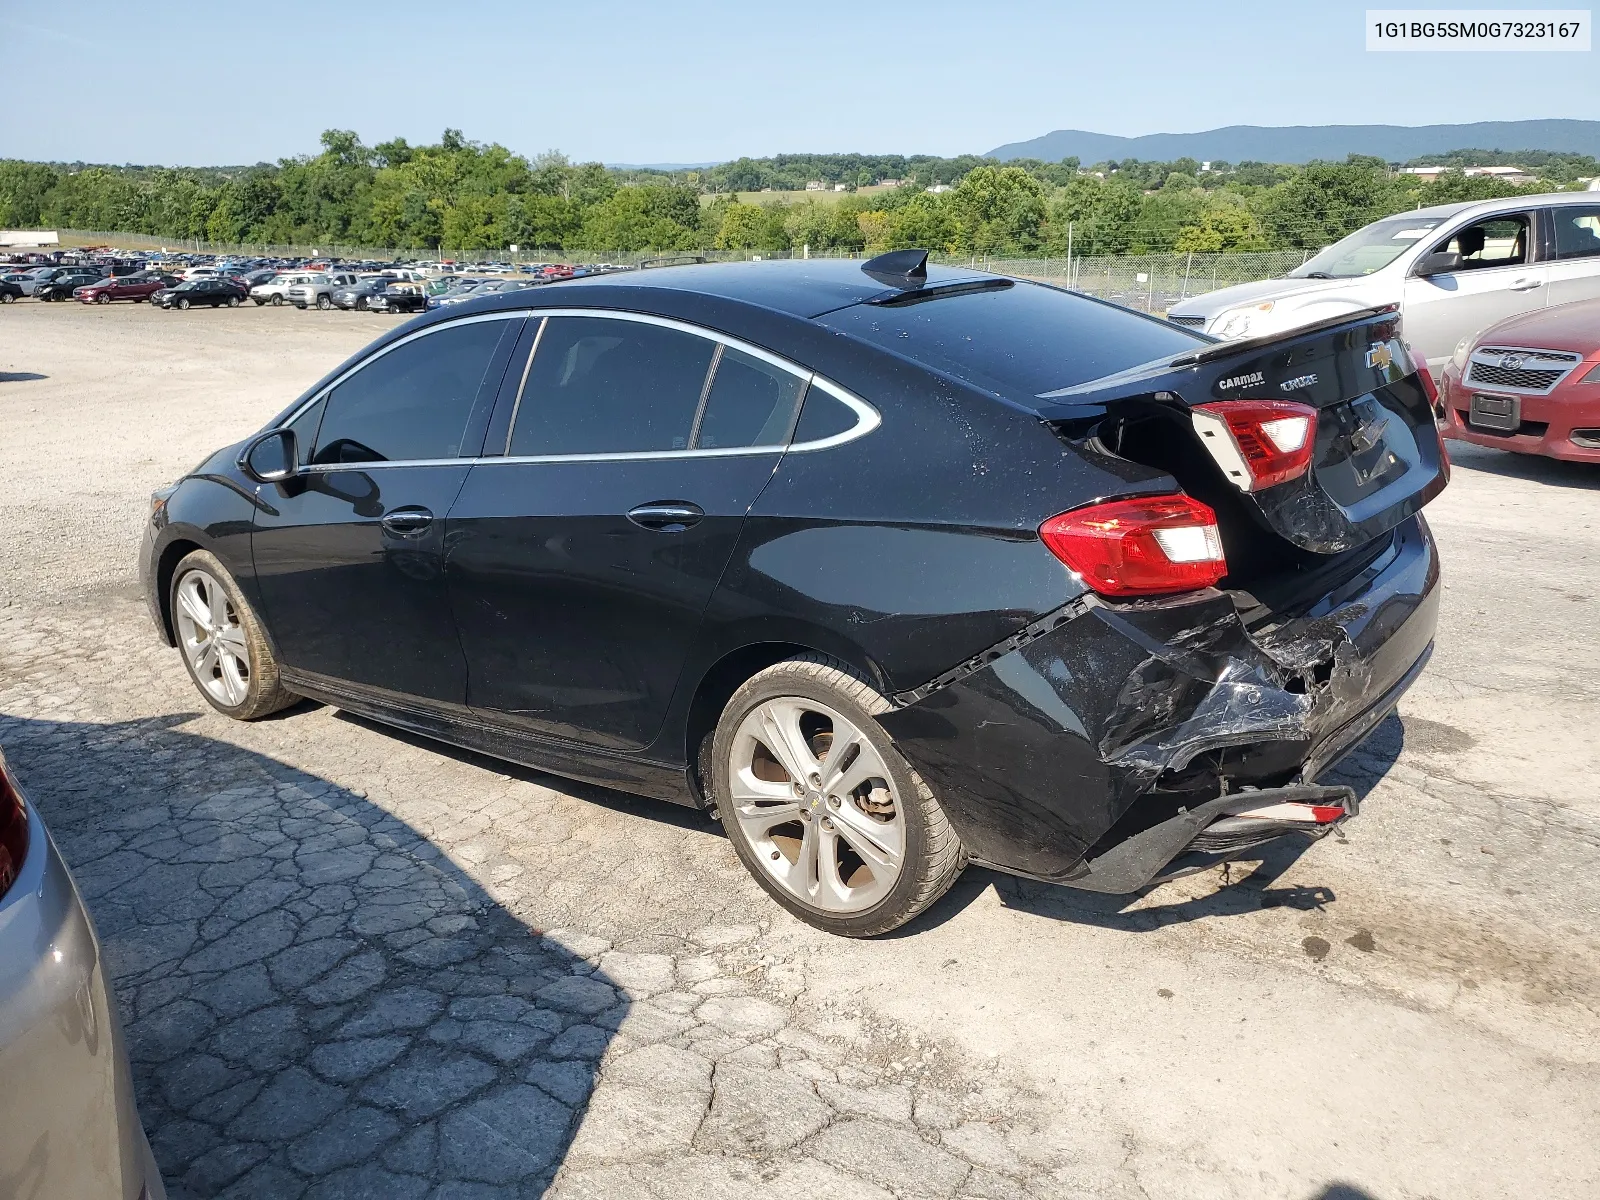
[34,272,106,301]
[153,278,246,309]
[138,253,1447,936]
[0,279,22,304]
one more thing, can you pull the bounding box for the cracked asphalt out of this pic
[1,302,1597,1199]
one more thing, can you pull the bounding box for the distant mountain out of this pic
[987,120,1600,164]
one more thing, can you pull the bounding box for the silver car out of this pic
[1168,192,1600,370]
[0,749,165,1199]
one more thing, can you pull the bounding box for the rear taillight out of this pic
[1192,399,1317,492]
[1415,364,1440,407]
[0,753,31,899]
[1040,494,1227,597]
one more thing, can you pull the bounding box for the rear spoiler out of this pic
[1034,305,1408,420]
[1168,304,1401,367]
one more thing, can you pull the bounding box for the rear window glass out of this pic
[817,281,1205,397]
[695,348,805,449]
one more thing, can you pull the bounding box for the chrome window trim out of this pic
[280,306,880,473]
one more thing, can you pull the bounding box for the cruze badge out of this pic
[1217,370,1265,391]
[1366,344,1392,370]
[1279,373,1319,392]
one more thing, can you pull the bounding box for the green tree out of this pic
[1255,161,1406,249]
[948,165,1047,253]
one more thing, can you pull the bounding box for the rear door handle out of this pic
[1509,277,1543,291]
[380,508,434,536]
[627,501,704,532]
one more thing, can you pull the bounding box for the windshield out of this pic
[1288,214,1448,278]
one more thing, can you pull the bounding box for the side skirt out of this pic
[278,667,695,806]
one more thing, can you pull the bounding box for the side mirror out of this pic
[238,428,298,483]
[1413,250,1462,278]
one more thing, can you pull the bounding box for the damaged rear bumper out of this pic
[880,514,1439,891]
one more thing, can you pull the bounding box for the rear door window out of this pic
[817,280,1206,398]
[694,347,806,449]
[1550,206,1600,261]
[507,316,716,456]
[310,318,510,465]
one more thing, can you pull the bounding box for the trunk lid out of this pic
[1039,306,1449,557]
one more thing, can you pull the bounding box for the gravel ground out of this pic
[1,300,1597,1200]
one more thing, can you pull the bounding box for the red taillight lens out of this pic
[1415,364,1440,406]
[0,753,31,899]
[1040,494,1227,597]
[1193,399,1317,492]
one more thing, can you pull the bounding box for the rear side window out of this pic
[816,281,1205,397]
[694,348,805,449]
[310,319,508,465]
[1550,206,1600,261]
[508,316,716,455]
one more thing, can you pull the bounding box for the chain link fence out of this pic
[51,230,1313,311]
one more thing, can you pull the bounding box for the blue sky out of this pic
[4,0,1596,164]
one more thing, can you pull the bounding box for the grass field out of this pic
[702,183,912,206]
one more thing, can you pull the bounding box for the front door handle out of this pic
[1509,277,1544,291]
[380,508,434,536]
[627,501,704,532]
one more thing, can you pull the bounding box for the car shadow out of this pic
[0,371,48,383]
[899,711,1407,937]
[0,710,628,1200]
[1447,440,1599,489]
[329,708,718,836]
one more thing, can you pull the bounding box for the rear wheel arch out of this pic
[681,637,889,806]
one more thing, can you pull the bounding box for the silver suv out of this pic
[1167,192,1600,370]
[289,273,360,310]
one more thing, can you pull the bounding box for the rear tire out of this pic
[710,654,966,937]
[169,550,298,720]
[227,295,240,308]
[271,294,283,306]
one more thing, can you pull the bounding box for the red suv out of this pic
[76,276,166,304]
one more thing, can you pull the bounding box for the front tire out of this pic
[95,293,110,304]
[316,294,332,310]
[170,550,297,720]
[710,655,966,937]
[177,297,190,310]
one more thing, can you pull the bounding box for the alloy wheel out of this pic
[174,569,251,707]
[727,697,905,914]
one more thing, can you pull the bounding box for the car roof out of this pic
[542,258,1005,319]
[1411,191,1600,224]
